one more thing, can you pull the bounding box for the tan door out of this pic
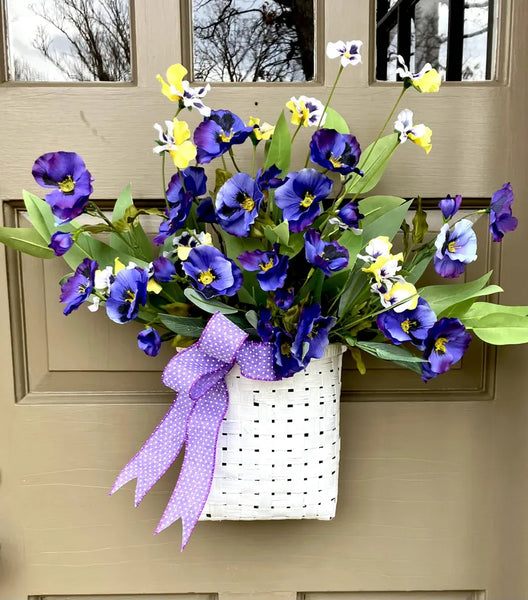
[1,0,527,598]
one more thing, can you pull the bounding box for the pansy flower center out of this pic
[59,175,75,193]
[78,283,87,294]
[298,103,310,123]
[125,289,136,303]
[434,336,448,354]
[301,192,315,208]
[220,129,234,143]
[241,195,255,211]
[447,241,457,253]
[329,154,343,169]
[281,342,292,356]
[401,319,417,333]
[260,258,274,272]
[198,269,215,285]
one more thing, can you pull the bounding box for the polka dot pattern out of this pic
[110,312,277,551]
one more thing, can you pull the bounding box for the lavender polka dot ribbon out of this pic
[110,312,278,550]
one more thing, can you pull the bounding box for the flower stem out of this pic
[290,122,302,144]
[361,87,406,170]
[161,153,170,210]
[303,65,344,168]
[229,148,242,173]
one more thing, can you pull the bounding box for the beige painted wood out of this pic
[1,0,528,598]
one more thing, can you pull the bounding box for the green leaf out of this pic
[465,313,528,345]
[264,221,290,247]
[264,111,291,174]
[337,229,363,268]
[110,185,153,262]
[323,108,350,134]
[358,195,405,220]
[0,226,55,259]
[361,199,413,246]
[419,272,503,317]
[411,197,428,244]
[22,190,55,242]
[245,310,258,328]
[463,302,528,320]
[183,287,238,314]
[214,168,233,195]
[405,243,436,284]
[159,314,206,337]
[346,133,399,195]
[221,231,265,262]
[282,232,305,257]
[355,341,424,363]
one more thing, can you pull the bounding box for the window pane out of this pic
[192,0,315,83]
[376,0,496,82]
[4,0,132,82]
[463,2,491,80]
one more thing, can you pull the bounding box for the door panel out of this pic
[1,1,527,598]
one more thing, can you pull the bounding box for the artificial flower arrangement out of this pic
[1,40,526,548]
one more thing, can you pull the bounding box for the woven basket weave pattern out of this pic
[200,345,343,521]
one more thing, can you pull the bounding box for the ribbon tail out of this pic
[154,381,229,550]
[110,392,194,506]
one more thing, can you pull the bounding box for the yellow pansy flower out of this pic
[156,63,188,101]
[395,56,442,94]
[285,95,326,127]
[407,126,433,154]
[362,253,403,283]
[168,119,197,168]
[249,117,275,141]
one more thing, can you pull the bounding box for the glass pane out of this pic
[192,0,315,83]
[413,0,448,80]
[463,2,491,80]
[4,0,132,82]
[376,0,495,82]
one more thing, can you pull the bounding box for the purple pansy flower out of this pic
[215,173,264,237]
[153,194,193,245]
[377,297,437,349]
[292,303,336,366]
[434,219,477,278]
[106,267,148,324]
[338,200,364,228]
[49,231,74,257]
[309,129,363,176]
[273,329,304,378]
[151,256,176,282]
[238,245,289,292]
[137,328,162,357]
[196,196,217,223]
[183,245,242,298]
[32,151,93,224]
[256,165,286,191]
[421,317,472,381]
[438,194,462,221]
[166,167,207,207]
[257,308,274,343]
[489,183,518,242]
[60,258,98,315]
[274,168,333,233]
[304,229,349,276]
[274,287,294,310]
[194,110,253,164]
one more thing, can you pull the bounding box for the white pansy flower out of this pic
[94,265,113,290]
[394,109,432,154]
[358,236,393,263]
[326,40,363,67]
[87,296,100,312]
[181,80,211,117]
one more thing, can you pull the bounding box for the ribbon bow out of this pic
[110,312,278,549]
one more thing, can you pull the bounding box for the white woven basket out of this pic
[200,344,344,521]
